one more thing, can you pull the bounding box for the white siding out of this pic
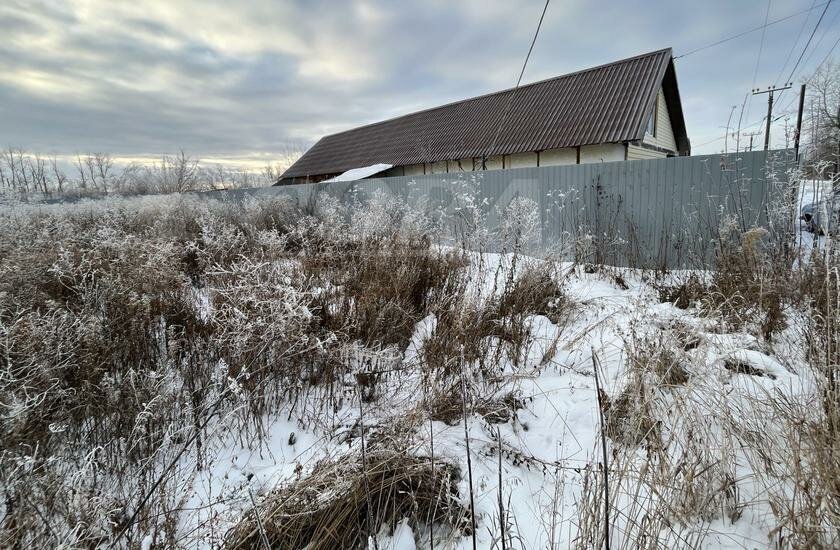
[370,140,647,179]
[508,152,538,168]
[540,147,577,166]
[449,158,475,172]
[431,161,447,174]
[627,144,667,160]
[484,155,503,170]
[643,89,677,152]
[579,144,625,163]
[380,166,405,177]
[404,163,425,176]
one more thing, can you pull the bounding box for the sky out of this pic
[1,0,839,171]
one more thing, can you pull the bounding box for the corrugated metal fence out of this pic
[205,149,797,269]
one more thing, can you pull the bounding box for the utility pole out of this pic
[836,103,840,180]
[743,131,762,152]
[794,84,806,162]
[753,83,792,151]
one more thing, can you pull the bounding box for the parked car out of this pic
[801,187,839,235]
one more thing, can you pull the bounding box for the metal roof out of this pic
[281,48,689,180]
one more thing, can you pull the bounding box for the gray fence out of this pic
[203,149,797,269]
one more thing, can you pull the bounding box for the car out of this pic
[801,186,839,235]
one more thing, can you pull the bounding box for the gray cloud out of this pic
[0,0,837,168]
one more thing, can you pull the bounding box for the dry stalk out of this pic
[591,349,611,550]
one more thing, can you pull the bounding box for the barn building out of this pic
[277,48,690,185]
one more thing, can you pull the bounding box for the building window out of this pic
[645,97,659,137]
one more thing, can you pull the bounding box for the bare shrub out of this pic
[496,263,569,323]
[706,221,791,340]
[303,235,466,350]
[0,195,319,546]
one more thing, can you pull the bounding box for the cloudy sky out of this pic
[1,0,838,169]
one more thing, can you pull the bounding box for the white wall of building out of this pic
[579,143,626,163]
[643,88,677,152]
[403,164,424,176]
[378,142,640,178]
[484,155,504,170]
[449,158,475,172]
[540,147,577,166]
[508,152,538,168]
[627,144,667,160]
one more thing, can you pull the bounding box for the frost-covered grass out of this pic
[0,191,837,549]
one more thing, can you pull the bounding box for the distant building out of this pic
[278,48,690,185]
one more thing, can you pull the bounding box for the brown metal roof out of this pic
[281,48,689,180]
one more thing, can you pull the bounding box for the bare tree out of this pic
[49,156,67,193]
[262,142,306,184]
[2,146,288,198]
[154,151,200,193]
[3,147,30,192]
[91,153,114,193]
[74,154,88,190]
[805,59,840,182]
[262,163,283,184]
[26,154,49,195]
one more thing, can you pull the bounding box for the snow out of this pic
[796,179,834,249]
[172,252,819,549]
[322,163,393,182]
[382,519,417,550]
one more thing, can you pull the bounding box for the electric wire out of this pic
[674,1,830,59]
[484,0,551,161]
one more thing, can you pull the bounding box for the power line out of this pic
[700,104,801,151]
[812,33,840,73]
[783,0,832,86]
[773,31,840,116]
[485,0,550,160]
[796,5,840,76]
[752,0,772,87]
[753,83,792,150]
[745,0,773,126]
[772,0,833,116]
[674,1,830,59]
[745,0,833,150]
[774,0,818,85]
[695,134,727,148]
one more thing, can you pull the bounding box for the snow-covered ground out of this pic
[796,179,835,249]
[2,192,832,549]
[180,252,820,549]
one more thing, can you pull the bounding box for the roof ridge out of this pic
[280,46,686,179]
[321,47,673,139]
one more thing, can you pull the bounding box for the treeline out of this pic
[0,147,290,199]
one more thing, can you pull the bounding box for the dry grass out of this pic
[426,383,526,426]
[0,194,469,547]
[706,225,789,340]
[419,261,571,384]
[654,222,793,342]
[744,247,840,547]
[654,273,708,310]
[302,235,467,350]
[224,449,469,549]
[573,240,840,548]
[601,374,660,449]
[496,263,569,323]
[2,181,838,548]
